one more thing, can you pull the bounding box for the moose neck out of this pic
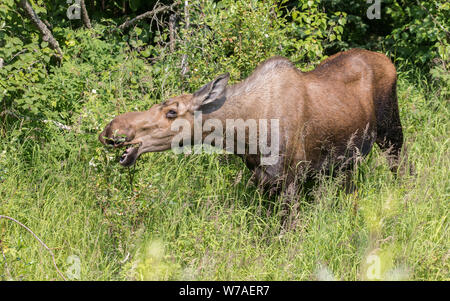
[200,84,256,123]
[195,83,263,156]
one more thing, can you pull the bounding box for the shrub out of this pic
[150,0,345,94]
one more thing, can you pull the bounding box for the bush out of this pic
[385,0,449,67]
[150,0,345,94]
[317,0,450,68]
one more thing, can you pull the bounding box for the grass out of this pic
[0,68,448,281]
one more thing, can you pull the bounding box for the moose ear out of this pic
[192,73,230,112]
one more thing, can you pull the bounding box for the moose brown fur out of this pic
[99,49,403,193]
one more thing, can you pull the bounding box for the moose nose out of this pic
[99,124,123,147]
[99,118,135,147]
[101,134,128,147]
[99,131,108,146]
[112,136,127,146]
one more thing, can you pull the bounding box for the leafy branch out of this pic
[118,0,181,31]
[18,0,63,62]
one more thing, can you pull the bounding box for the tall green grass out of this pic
[0,69,448,280]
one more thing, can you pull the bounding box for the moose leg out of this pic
[242,154,286,196]
[376,85,404,172]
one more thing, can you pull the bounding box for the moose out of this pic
[99,49,403,194]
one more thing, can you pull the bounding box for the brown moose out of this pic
[99,49,403,194]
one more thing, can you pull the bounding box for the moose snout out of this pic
[98,122,134,148]
[98,126,109,146]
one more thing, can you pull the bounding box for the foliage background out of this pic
[0,0,448,280]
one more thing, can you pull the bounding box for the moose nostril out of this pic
[113,136,127,146]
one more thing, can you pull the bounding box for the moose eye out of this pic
[166,109,177,118]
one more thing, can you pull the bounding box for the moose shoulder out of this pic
[99,49,403,193]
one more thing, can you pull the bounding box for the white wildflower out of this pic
[89,158,97,167]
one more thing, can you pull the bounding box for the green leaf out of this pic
[134,27,142,36]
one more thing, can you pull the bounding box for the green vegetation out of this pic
[0,0,448,280]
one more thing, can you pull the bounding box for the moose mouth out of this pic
[119,144,141,167]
